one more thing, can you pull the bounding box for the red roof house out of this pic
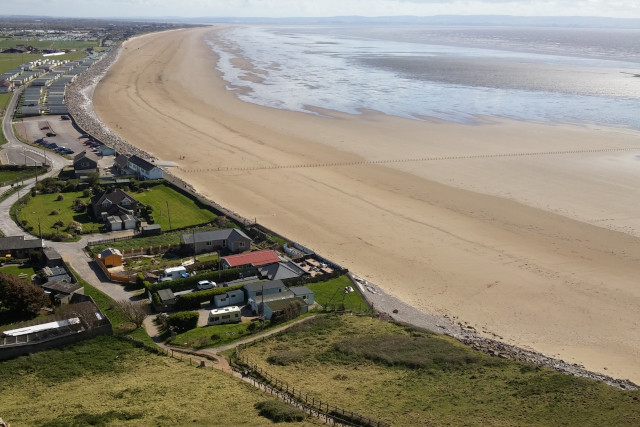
[221,249,281,270]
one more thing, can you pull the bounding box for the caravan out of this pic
[158,266,189,282]
[207,306,241,326]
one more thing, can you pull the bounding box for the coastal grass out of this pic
[0,335,318,426]
[0,39,99,50]
[0,166,48,186]
[17,191,102,235]
[134,184,217,231]
[307,275,368,312]
[239,315,640,426]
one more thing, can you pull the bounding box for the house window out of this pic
[102,200,111,207]
[122,198,130,206]
[239,242,245,248]
[206,241,212,246]
[222,240,227,248]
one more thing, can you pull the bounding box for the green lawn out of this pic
[17,191,102,237]
[0,264,36,278]
[134,184,217,231]
[239,315,640,426]
[0,39,98,50]
[307,275,368,312]
[168,321,260,349]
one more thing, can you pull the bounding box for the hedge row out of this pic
[144,267,257,294]
[174,284,245,311]
[167,311,199,332]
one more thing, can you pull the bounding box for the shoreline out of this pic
[81,28,640,386]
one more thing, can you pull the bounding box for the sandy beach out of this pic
[94,27,640,383]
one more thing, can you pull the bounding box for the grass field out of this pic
[134,184,218,231]
[307,275,368,312]
[0,166,48,186]
[16,191,102,236]
[0,38,99,50]
[238,315,640,426]
[0,264,36,278]
[0,335,319,426]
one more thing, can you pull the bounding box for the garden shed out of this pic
[99,248,123,268]
[213,289,245,308]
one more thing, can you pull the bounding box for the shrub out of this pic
[266,351,304,366]
[66,221,82,234]
[53,219,65,229]
[254,400,306,423]
[166,311,199,332]
[50,209,59,216]
[82,188,92,197]
[56,194,64,201]
[144,267,252,294]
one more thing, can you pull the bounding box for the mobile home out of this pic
[207,306,241,326]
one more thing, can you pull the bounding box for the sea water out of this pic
[207,25,640,129]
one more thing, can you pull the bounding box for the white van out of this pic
[208,306,241,326]
[158,266,188,282]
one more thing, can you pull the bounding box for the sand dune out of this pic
[94,27,640,383]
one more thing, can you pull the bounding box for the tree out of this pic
[117,300,149,328]
[0,273,49,317]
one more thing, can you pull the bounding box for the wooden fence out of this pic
[232,351,390,427]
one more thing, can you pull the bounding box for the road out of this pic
[2,88,69,170]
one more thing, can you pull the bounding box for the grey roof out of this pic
[255,290,295,304]
[290,286,313,297]
[43,247,62,260]
[114,154,129,169]
[43,266,71,282]
[243,280,285,294]
[128,155,158,172]
[182,228,251,245]
[42,280,82,295]
[0,236,43,251]
[158,289,175,302]
[73,150,99,166]
[100,248,122,258]
[259,261,307,281]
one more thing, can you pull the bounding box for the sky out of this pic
[4,0,640,19]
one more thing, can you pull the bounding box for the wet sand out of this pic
[94,27,640,383]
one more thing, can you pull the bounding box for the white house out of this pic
[127,155,163,180]
[213,289,245,308]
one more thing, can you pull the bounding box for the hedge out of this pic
[144,267,257,294]
[166,311,199,332]
[174,284,245,311]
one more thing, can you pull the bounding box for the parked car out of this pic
[35,138,44,143]
[60,148,74,154]
[79,133,89,138]
[158,266,189,282]
[44,142,58,149]
[196,280,216,290]
[46,132,56,137]
[61,115,70,120]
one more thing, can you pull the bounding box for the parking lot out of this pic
[14,115,116,171]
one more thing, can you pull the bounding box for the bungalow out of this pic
[127,155,163,180]
[73,150,98,177]
[243,280,287,301]
[258,261,309,281]
[263,298,307,321]
[213,289,245,308]
[91,188,140,219]
[0,236,43,259]
[42,280,84,305]
[221,249,281,270]
[290,286,315,306]
[249,289,294,314]
[181,228,252,255]
[91,189,140,231]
